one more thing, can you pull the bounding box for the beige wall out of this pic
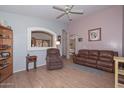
[68,6,123,56]
[122,6,124,57]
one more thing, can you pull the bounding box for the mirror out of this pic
[27,27,57,50]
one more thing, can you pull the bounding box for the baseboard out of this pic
[13,63,46,73]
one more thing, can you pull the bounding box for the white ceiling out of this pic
[0,5,111,23]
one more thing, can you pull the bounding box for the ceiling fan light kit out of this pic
[53,5,83,21]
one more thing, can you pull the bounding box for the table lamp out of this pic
[56,41,60,48]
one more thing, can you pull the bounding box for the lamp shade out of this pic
[56,41,60,45]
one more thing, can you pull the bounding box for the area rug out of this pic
[66,63,108,76]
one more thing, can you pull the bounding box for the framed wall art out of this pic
[88,28,101,41]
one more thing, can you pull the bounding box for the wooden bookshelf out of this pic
[0,25,13,83]
[118,69,124,76]
[114,56,124,88]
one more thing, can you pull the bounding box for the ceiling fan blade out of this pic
[56,13,66,19]
[53,6,65,12]
[70,11,83,14]
[65,5,74,10]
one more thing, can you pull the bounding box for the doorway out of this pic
[69,35,76,59]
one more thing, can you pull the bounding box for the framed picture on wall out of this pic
[88,28,101,41]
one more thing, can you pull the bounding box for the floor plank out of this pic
[0,59,114,88]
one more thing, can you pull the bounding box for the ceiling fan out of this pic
[53,5,83,21]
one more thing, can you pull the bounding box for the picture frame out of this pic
[88,28,101,41]
[78,38,83,42]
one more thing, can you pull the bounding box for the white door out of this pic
[68,35,77,58]
[62,30,67,58]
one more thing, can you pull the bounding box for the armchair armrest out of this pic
[46,56,50,64]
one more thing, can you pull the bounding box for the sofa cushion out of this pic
[97,65,113,72]
[78,49,89,58]
[87,59,97,64]
[99,50,113,58]
[97,61,113,67]
[98,50,114,62]
[85,63,97,68]
[99,57,113,62]
[88,50,99,60]
[89,50,99,56]
[88,55,98,60]
[79,55,88,58]
[76,57,87,61]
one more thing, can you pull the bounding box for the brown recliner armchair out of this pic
[46,48,63,70]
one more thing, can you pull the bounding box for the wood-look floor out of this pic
[0,59,114,88]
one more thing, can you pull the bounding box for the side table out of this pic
[26,55,37,71]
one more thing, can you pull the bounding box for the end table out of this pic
[26,55,37,71]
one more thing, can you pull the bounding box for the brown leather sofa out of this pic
[73,49,118,72]
[46,48,63,70]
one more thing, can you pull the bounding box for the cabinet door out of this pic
[0,29,3,45]
[0,64,12,82]
[0,67,8,81]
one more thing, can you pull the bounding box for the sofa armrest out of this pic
[72,54,79,63]
[73,54,80,57]
[114,51,118,56]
